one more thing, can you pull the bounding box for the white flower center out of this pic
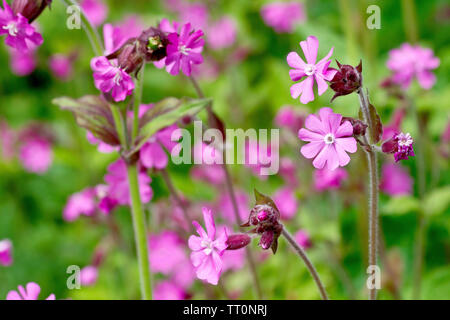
[179,45,191,56]
[3,22,18,36]
[304,64,316,76]
[323,133,335,145]
[113,70,123,85]
[201,239,213,255]
[397,133,413,147]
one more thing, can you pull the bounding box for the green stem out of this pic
[61,0,104,56]
[126,164,152,300]
[401,0,419,43]
[338,0,358,62]
[110,105,127,148]
[358,88,379,300]
[132,66,146,143]
[281,228,329,300]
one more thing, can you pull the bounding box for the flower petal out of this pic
[287,51,306,69]
[335,137,357,153]
[301,141,324,159]
[312,144,330,169]
[298,128,324,142]
[300,36,318,64]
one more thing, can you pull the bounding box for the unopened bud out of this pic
[330,60,362,101]
[341,117,368,136]
[12,0,52,23]
[226,234,251,250]
[138,27,169,62]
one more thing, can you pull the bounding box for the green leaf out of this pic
[423,186,450,216]
[381,195,420,215]
[53,96,120,146]
[129,97,211,155]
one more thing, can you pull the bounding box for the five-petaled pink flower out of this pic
[6,282,55,300]
[0,239,13,266]
[261,2,306,33]
[165,22,204,76]
[188,207,227,285]
[298,107,357,170]
[91,56,135,102]
[387,43,440,90]
[0,0,43,51]
[287,36,336,104]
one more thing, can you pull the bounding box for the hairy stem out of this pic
[281,229,329,300]
[126,164,152,300]
[188,75,263,299]
[132,66,146,143]
[358,88,379,300]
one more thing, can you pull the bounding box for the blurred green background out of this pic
[0,0,449,300]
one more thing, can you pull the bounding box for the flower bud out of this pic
[12,0,52,23]
[330,60,362,101]
[226,234,252,250]
[341,117,367,136]
[106,39,144,75]
[242,189,283,254]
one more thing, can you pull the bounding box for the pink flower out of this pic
[140,124,181,170]
[148,231,187,275]
[19,136,53,174]
[244,139,274,180]
[275,105,305,135]
[190,163,225,185]
[314,167,348,191]
[380,163,412,196]
[279,157,299,187]
[96,184,118,215]
[261,2,306,33]
[153,18,180,69]
[287,36,336,104]
[9,47,36,76]
[298,107,357,170]
[165,23,204,76]
[220,226,246,272]
[80,0,108,27]
[0,0,43,50]
[6,282,55,300]
[49,54,73,81]
[188,207,228,285]
[80,266,98,286]
[382,132,415,162]
[179,3,209,30]
[273,187,298,220]
[104,158,152,206]
[207,17,236,50]
[103,16,143,55]
[63,187,97,222]
[387,43,440,90]
[154,281,187,300]
[294,230,311,249]
[91,56,135,102]
[0,239,13,266]
[219,191,249,224]
[86,131,119,153]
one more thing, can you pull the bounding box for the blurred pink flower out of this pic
[294,230,311,249]
[148,231,187,275]
[9,48,36,76]
[275,105,305,135]
[298,107,357,170]
[191,163,225,185]
[261,2,306,33]
[166,23,204,76]
[207,17,236,50]
[380,163,412,196]
[80,0,108,27]
[314,167,348,191]
[287,36,336,104]
[219,190,249,224]
[188,207,227,285]
[6,282,55,300]
[103,16,143,55]
[244,139,274,180]
[0,120,15,161]
[382,108,406,141]
[154,281,187,300]
[279,157,299,187]
[0,239,13,266]
[96,184,118,215]
[63,187,97,222]
[104,158,153,206]
[141,124,181,170]
[91,56,135,102]
[86,131,119,153]
[179,3,208,30]
[80,266,98,286]
[19,136,53,174]
[0,0,43,50]
[387,43,440,90]
[49,54,73,81]
[273,187,298,220]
